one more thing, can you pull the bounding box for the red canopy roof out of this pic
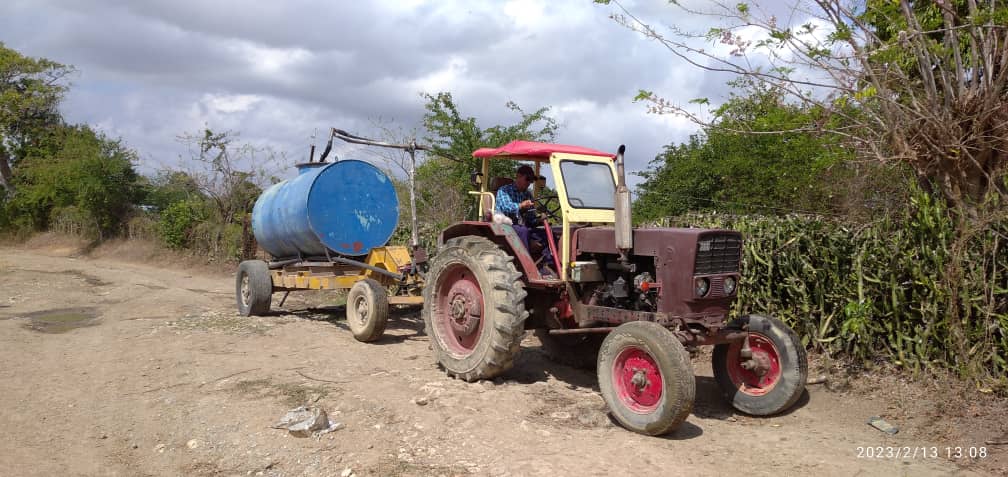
[472,140,615,159]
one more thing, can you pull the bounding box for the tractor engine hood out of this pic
[571,226,742,318]
[572,226,738,257]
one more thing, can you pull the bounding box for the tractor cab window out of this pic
[559,160,615,209]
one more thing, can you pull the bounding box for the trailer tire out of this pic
[712,314,807,416]
[598,321,695,436]
[236,260,272,316]
[423,236,528,381]
[346,278,389,342]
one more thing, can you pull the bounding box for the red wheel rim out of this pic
[612,346,664,413]
[726,333,782,396]
[433,263,484,357]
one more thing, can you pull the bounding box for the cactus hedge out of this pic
[651,190,1008,388]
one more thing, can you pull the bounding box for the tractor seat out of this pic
[489,177,513,193]
[480,177,516,222]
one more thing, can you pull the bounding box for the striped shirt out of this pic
[495,183,537,226]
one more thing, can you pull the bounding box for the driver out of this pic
[495,164,556,278]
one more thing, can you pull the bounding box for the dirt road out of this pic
[0,247,1001,476]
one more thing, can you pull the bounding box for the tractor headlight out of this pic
[724,276,737,295]
[695,278,710,297]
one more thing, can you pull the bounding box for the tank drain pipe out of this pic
[270,255,404,281]
[268,258,302,269]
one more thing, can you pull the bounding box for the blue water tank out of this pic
[252,160,399,258]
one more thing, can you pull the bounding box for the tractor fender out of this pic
[440,221,544,282]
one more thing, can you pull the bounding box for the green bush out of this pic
[633,83,848,222]
[159,199,207,249]
[190,219,245,262]
[4,125,140,238]
[652,188,1008,387]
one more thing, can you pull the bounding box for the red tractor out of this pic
[421,141,807,435]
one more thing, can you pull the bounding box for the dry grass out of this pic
[9,231,236,277]
[13,232,91,257]
[88,237,235,276]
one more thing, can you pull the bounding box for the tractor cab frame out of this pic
[441,142,621,284]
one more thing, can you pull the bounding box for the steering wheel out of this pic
[533,195,562,222]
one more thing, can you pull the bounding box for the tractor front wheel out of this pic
[422,236,528,381]
[597,321,695,436]
[712,314,807,416]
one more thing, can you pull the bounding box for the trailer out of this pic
[235,138,425,342]
[237,245,424,342]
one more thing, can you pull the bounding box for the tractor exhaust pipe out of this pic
[614,145,633,265]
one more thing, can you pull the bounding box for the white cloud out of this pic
[233,42,313,79]
[202,93,264,114]
[503,0,547,29]
[408,56,470,95]
[0,0,731,190]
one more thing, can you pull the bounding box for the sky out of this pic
[0,0,759,189]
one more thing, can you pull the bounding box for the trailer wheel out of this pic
[236,260,272,316]
[346,278,389,342]
[598,321,695,436]
[534,329,604,370]
[423,236,528,381]
[712,314,807,416]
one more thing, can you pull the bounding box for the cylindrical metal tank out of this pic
[252,160,399,258]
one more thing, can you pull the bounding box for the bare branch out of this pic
[602,0,1008,210]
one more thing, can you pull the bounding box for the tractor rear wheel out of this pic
[712,314,807,416]
[597,321,695,436]
[346,278,389,342]
[422,236,528,381]
[236,260,272,316]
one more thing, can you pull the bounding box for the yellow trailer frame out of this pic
[270,245,424,305]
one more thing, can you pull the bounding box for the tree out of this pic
[634,82,847,221]
[140,170,204,212]
[177,129,276,224]
[597,0,1008,212]
[158,198,208,249]
[0,43,73,195]
[422,91,560,195]
[6,124,140,238]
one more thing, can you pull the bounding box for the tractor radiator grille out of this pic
[694,234,741,274]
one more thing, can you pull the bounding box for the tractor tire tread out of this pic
[423,236,528,382]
